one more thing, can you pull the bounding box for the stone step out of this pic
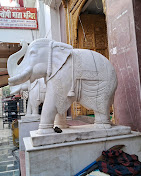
[0,135,13,147]
[0,169,19,176]
[0,160,19,173]
[0,154,15,162]
[0,140,9,146]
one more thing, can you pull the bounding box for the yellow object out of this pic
[12,120,19,147]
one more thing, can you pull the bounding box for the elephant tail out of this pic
[104,57,118,106]
[109,69,118,106]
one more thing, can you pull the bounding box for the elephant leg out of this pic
[32,105,39,117]
[37,89,57,134]
[54,113,69,129]
[94,111,111,129]
[93,99,111,129]
[25,100,32,117]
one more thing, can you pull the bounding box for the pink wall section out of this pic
[133,0,141,85]
[106,0,141,131]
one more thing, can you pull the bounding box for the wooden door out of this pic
[71,14,109,118]
[78,14,108,57]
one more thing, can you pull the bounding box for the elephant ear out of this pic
[46,41,73,81]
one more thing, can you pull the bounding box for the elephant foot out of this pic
[37,123,54,134]
[93,123,111,129]
[54,113,69,129]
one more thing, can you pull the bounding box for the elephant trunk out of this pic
[8,66,32,86]
[7,40,28,77]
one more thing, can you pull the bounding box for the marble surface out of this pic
[30,125,131,147]
[7,41,46,118]
[21,116,40,122]
[24,131,141,176]
[19,119,40,151]
[8,38,117,134]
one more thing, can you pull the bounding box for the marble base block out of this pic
[30,125,131,147]
[24,130,141,176]
[19,117,40,151]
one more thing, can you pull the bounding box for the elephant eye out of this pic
[30,50,37,55]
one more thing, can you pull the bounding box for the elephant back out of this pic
[73,49,110,81]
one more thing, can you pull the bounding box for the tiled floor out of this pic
[0,119,20,176]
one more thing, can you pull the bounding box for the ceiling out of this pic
[82,0,104,14]
[0,43,21,88]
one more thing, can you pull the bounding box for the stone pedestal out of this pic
[23,125,141,176]
[19,116,40,151]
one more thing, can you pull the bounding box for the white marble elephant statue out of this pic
[7,40,46,118]
[8,38,118,134]
[7,40,68,128]
[14,79,46,118]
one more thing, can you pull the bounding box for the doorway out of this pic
[71,0,110,118]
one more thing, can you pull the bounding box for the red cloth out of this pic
[97,149,141,176]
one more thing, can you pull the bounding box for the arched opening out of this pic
[70,0,114,120]
[78,0,108,58]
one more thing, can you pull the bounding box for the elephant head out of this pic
[8,38,73,87]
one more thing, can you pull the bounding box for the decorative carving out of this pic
[65,0,87,47]
[8,38,117,133]
[64,0,111,118]
[72,14,109,116]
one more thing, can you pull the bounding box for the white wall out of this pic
[44,1,61,42]
[0,0,45,43]
[0,29,39,43]
[38,0,46,38]
[0,0,65,44]
[44,5,52,39]
[50,7,61,41]
[0,0,63,43]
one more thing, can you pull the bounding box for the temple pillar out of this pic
[106,0,141,131]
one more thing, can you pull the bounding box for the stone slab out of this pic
[21,115,40,122]
[24,131,141,176]
[19,119,40,151]
[30,125,131,147]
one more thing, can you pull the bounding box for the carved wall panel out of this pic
[65,0,87,47]
[78,14,108,58]
[64,0,107,47]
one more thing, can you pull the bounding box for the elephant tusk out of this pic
[47,41,53,77]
